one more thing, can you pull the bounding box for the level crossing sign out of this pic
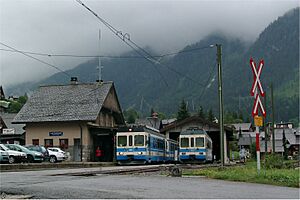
[250,58,266,117]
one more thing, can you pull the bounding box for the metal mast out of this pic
[97,29,103,81]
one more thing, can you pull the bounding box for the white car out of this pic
[47,147,66,163]
[0,144,27,164]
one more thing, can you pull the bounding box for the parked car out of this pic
[0,149,9,163]
[25,145,49,161]
[0,144,27,164]
[5,144,44,163]
[47,147,66,163]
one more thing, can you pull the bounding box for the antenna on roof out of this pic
[97,29,103,82]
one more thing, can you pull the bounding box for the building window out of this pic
[32,139,39,145]
[59,139,68,150]
[44,139,53,148]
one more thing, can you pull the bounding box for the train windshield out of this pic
[180,138,189,147]
[134,135,144,146]
[117,136,127,147]
[196,137,204,147]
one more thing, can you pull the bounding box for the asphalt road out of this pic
[0,166,299,199]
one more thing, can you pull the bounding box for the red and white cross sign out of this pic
[250,58,265,97]
[252,94,266,117]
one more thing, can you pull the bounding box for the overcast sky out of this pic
[0,0,298,88]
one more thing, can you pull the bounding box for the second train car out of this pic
[179,127,213,163]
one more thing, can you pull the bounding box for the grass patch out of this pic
[183,161,300,188]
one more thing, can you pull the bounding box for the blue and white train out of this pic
[116,125,178,165]
[179,127,213,163]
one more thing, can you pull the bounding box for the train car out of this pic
[116,125,168,165]
[179,127,213,163]
[165,139,179,163]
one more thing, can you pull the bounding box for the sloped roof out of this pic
[160,115,233,132]
[1,113,25,134]
[231,123,252,131]
[13,82,114,123]
[238,136,253,146]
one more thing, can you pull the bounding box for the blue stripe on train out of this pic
[116,148,166,153]
[117,147,147,152]
[180,155,206,160]
[179,148,206,152]
[116,155,165,162]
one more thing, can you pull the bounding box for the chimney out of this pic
[70,77,78,85]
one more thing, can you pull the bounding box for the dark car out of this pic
[25,145,49,161]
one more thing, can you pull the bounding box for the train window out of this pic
[196,137,204,147]
[117,136,127,147]
[145,136,148,146]
[191,138,195,147]
[207,140,211,148]
[129,135,133,146]
[180,138,189,147]
[134,135,144,146]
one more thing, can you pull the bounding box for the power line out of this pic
[0,42,71,78]
[0,45,211,59]
[75,0,213,87]
[75,0,168,86]
[199,62,217,102]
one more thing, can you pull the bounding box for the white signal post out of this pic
[250,58,266,175]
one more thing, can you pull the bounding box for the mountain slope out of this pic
[6,8,299,124]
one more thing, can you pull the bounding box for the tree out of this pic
[207,109,214,122]
[124,108,139,124]
[7,101,22,113]
[150,108,155,117]
[18,95,28,105]
[197,106,206,119]
[177,99,190,121]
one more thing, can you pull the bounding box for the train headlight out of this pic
[138,152,143,155]
[119,152,124,155]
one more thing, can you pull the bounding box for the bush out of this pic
[265,154,284,169]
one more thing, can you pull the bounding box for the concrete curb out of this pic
[0,162,115,171]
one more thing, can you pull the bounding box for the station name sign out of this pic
[49,131,63,136]
[2,128,15,134]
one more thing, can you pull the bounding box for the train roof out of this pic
[180,127,208,135]
[117,125,165,137]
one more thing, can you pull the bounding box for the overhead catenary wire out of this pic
[0,45,211,59]
[0,42,71,78]
[199,62,217,102]
[75,0,168,86]
[75,0,212,87]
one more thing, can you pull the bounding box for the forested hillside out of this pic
[7,8,299,125]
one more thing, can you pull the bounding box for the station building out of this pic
[13,78,125,162]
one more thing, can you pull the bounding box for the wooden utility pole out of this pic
[216,44,224,166]
[271,83,275,153]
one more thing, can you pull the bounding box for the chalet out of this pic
[0,113,25,145]
[160,115,234,163]
[12,78,125,162]
[260,123,300,157]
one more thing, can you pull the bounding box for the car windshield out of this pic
[180,138,189,148]
[49,148,58,152]
[40,146,47,153]
[134,135,144,146]
[117,136,127,147]
[27,146,39,151]
[0,144,9,151]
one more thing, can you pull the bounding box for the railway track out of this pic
[51,162,242,177]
